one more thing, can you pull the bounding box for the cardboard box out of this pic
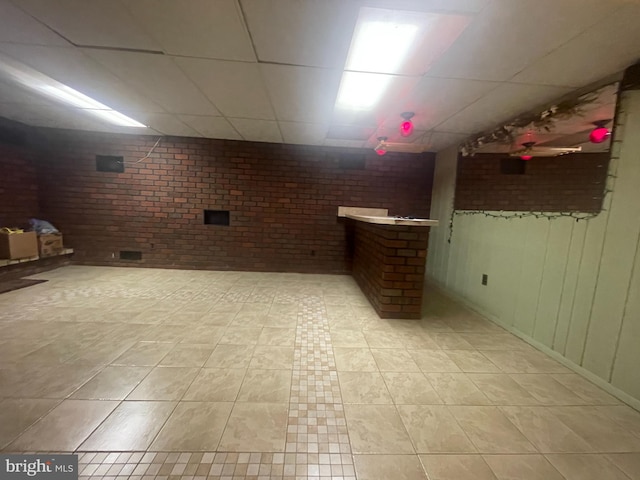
[38,233,64,257]
[0,230,38,259]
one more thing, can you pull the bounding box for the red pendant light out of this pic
[375,136,388,156]
[400,112,415,137]
[519,141,536,161]
[589,127,608,143]
[589,120,611,144]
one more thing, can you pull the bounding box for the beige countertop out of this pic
[344,214,439,227]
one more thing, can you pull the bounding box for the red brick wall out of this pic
[0,144,40,228]
[33,129,435,273]
[455,152,609,212]
[350,221,429,319]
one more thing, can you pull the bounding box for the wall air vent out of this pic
[119,250,142,260]
[96,155,124,173]
[204,210,230,226]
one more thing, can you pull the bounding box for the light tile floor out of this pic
[1,266,640,479]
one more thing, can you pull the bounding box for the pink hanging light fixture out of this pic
[399,112,415,137]
[589,120,611,144]
[375,136,388,156]
[520,141,536,161]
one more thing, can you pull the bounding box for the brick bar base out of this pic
[349,220,429,319]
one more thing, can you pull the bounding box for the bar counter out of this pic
[345,214,438,319]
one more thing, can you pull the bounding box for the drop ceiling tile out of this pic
[86,50,219,115]
[327,124,375,141]
[385,76,499,131]
[0,80,58,106]
[80,119,158,135]
[0,1,69,46]
[510,5,640,88]
[241,0,358,68]
[175,57,274,120]
[0,43,164,113]
[261,64,342,123]
[129,112,201,137]
[123,0,255,61]
[436,82,573,135]
[0,102,77,128]
[279,122,328,146]
[427,0,618,81]
[0,102,155,134]
[179,115,242,140]
[229,118,282,143]
[362,0,491,14]
[330,110,379,129]
[423,131,469,151]
[332,74,421,128]
[15,0,161,51]
[322,139,365,148]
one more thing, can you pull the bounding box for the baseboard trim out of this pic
[426,276,640,412]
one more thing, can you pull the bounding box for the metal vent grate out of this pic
[119,250,142,260]
[96,155,124,173]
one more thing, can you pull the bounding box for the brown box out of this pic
[38,233,64,257]
[0,230,38,259]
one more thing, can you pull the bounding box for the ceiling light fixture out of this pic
[400,112,415,137]
[345,16,419,74]
[520,141,536,160]
[334,7,470,114]
[512,140,581,160]
[0,53,146,128]
[336,8,423,111]
[336,72,392,110]
[589,119,611,144]
[375,136,388,156]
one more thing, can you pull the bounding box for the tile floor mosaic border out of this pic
[73,451,356,480]
[283,297,354,473]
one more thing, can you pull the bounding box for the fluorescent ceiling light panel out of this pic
[37,84,108,110]
[0,53,146,128]
[345,7,471,76]
[347,21,419,74]
[86,109,148,128]
[336,72,391,110]
[335,7,471,111]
